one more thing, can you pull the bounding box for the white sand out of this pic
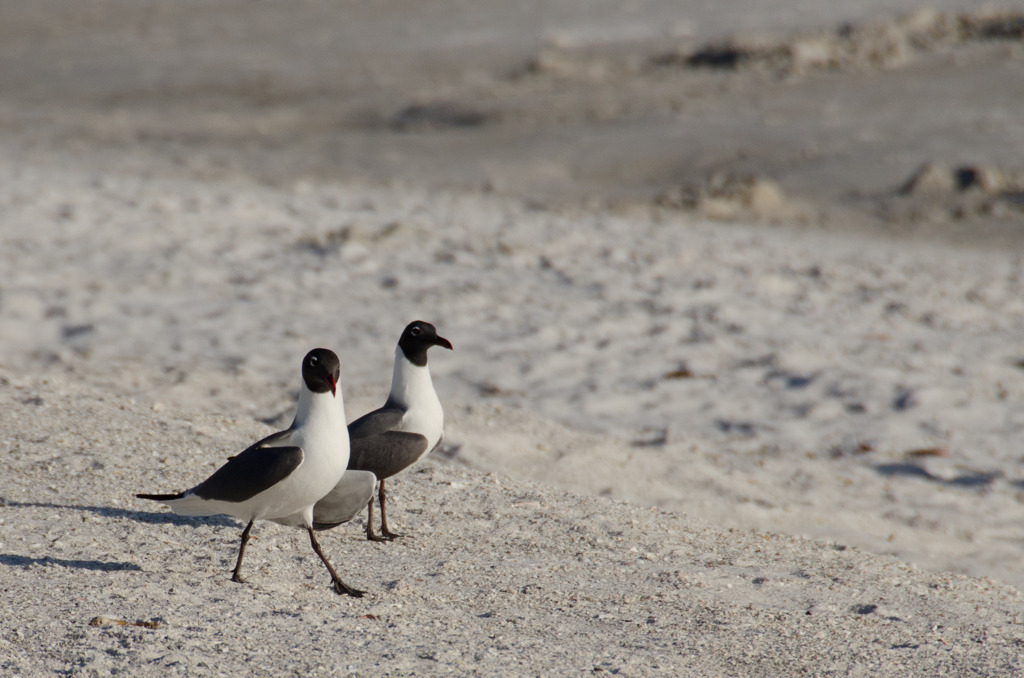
[3,372,1024,675]
[2,143,1024,672]
[4,143,1024,586]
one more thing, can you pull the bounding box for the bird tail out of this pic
[136,492,186,501]
[135,491,227,517]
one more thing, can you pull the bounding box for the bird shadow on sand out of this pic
[2,500,237,527]
[0,553,142,572]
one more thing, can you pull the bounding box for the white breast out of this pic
[253,385,350,521]
[389,350,445,453]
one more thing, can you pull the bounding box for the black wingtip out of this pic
[136,492,185,501]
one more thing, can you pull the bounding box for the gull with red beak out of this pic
[136,348,365,597]
[322,320,452,540]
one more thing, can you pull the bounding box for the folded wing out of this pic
[193,431,304,503]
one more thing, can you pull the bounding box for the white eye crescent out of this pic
[410,327,422,337]
[310,355,319,365]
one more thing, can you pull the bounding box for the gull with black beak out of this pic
[136,348,365,597]
[338,321,452,541]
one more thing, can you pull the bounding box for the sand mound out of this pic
[655,171,809,222]
[884,161,1024,222]
[654,8,1024,77]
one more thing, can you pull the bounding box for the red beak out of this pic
[328,374,337,397]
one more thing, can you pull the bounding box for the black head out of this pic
[397,321,453,367]
[302,348,341,396]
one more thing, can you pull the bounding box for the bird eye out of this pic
[309,355,319,365]
[410,327,422,336]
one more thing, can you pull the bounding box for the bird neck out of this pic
[386,346,435,410]
[292,382,346,429]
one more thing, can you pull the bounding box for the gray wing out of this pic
[347,407,405,439]
[193,430,303,503]
[347,430,429,479]
[310,470,378,530]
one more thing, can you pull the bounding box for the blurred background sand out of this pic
[3,1,1023,244]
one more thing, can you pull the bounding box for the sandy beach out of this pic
[3,376,1024,675]
[3,1,1024,674]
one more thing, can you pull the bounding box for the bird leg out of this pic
[307,527,364,597]
[364,495,388,542]
[378,478,403,540]
[231,520,255,583]
[362,485,389,544]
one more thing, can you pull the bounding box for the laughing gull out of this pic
[345,320,452,541]
[136,348,364,597]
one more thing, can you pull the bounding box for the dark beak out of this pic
[434,335,453,351]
